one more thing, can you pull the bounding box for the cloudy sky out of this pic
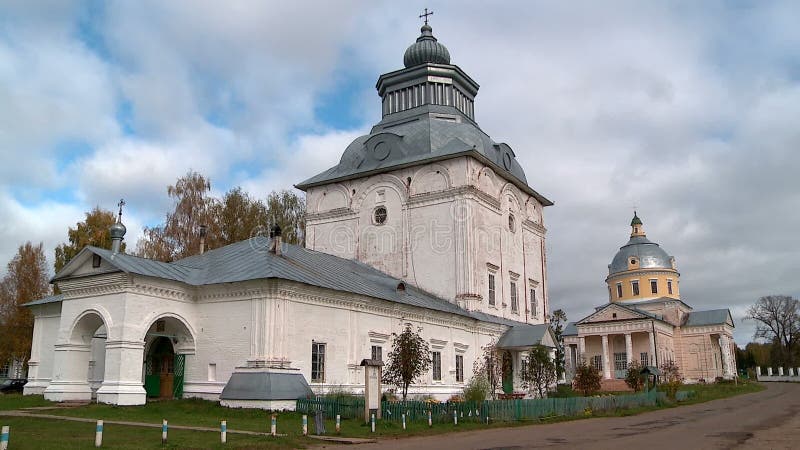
[1,1,798,344]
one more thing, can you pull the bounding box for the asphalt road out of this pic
[321,383,800,450]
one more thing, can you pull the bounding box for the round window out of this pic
[374,206,387,225]
[508,214,516,232]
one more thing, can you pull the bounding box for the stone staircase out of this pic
[600,379,633,392]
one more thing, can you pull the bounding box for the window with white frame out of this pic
[488,272,496,306]
[650,279,658,294]
[631,280,640,296]
[510,281,518,313]
[640,352,649,367]
[432,351,442,381]
[455,355,464,382]
[371,345,382,362]
[311,342,326,382]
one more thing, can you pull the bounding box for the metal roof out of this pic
[609,235,674,275]
[562,322,578,336]
[23,294,64,307]
[684,309,733,327]
[496,324,555,349]
[219,372,313,401]
[53,239,528,329]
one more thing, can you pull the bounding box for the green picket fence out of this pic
[296,390,684,422]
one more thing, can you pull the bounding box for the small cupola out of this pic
[630,211,645,237]
[110,199,127,254]
[403,24,451,67]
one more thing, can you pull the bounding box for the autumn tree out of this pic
[473,340,504,400]
[212,187,268,245]
[548,309,567,378]
[660,360,683,400]
[625,359,644,392]
[54,207,123,273]
[137,171,218,261]
[744,295,800,366]
[266,190,306,245]
[0,242,50,368]
[521,345,557,398]
[382,323,431,400]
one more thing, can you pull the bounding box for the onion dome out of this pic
[109,221,127,239]
[631,211,642,226]
[403,24,451,67]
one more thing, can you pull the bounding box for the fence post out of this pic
[427,410,432,427]
[335,414,341,434]
[221,420,227,444]
[270,414,277,437]
[302,415,308,436]
[370,413,375,433]
[453,410,458,425]
[402,413,406,430]
[161,420,168,444]
[1,426,9,450]
[95,420,103,447]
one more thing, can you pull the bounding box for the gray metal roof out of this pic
[220,372,313,401]
[562,322,578,336]
[55,239,528,329]
[684,309,733,327]
[496,324,555,349]
[609,235,674,275]
[295,107,551,205]
[23,294,64,307]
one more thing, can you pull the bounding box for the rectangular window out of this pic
[207,363,217,382]
[616,283,623,298]
[530,289,537,317]
[650,279,658,294]
[614,353,627,371]
[432,351,442,381]
[592,355,603,372]
[631,280,640,296]
[311,342,326,382]
[371,345,382,362]
[0,363,9,379]
[667,279,673,295]
[640,352,649,367]
[510,281,518,313]
[455,355,464,382]
[488,273,496,306]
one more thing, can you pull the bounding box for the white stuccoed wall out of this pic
[305,156,549,325]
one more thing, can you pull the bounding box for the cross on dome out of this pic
[419,8,433,25]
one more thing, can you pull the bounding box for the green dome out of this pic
[631,212,642,226]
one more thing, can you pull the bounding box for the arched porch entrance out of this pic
[142,315,195,400]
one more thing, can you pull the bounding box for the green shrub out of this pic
[550,383,578,398]
[573,360,602,396]
[462,375,490,403]
[625,360,644,392]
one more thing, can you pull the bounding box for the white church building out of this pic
[24,23,556,407]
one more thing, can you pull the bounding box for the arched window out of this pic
[373,206,387,225]
[508,214,516,232]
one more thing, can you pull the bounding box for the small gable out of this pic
[578,304,649,324]
[54,248,122,280]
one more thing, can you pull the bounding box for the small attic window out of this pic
[92,254,101,268]
[612,313,617,318]
[630,258,637,265]
[397,282,406,292]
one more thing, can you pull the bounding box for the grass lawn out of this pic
[0,381,765,449]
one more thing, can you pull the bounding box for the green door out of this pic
[173,354,185,399]
[144,358,160,397]
[502,351,514,394]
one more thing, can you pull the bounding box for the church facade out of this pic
[23,24,556,407]
[563,214,736,388]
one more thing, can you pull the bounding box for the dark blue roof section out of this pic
[58,238,527,328]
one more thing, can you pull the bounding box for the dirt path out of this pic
[319,383,800,449]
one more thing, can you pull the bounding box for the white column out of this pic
[625,333,633,366]
[96,340,147,405]
[578,337,586,362]
[718,335,734,379]
[601,335,611,379]
[44,343,93,402]
[648,331,656,366]
[778,367,784,376]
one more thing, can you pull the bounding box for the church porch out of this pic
[570,330,655,381]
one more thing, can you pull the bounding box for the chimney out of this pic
[199,225,207,255]
[110,199,127,255]
[269,224,282,256]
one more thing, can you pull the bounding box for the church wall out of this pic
[24,303,62,394]
[304,156,549,325]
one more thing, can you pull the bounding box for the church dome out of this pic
[110,221,127,239]
[403,24,451,67]
[609,236,673,275]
